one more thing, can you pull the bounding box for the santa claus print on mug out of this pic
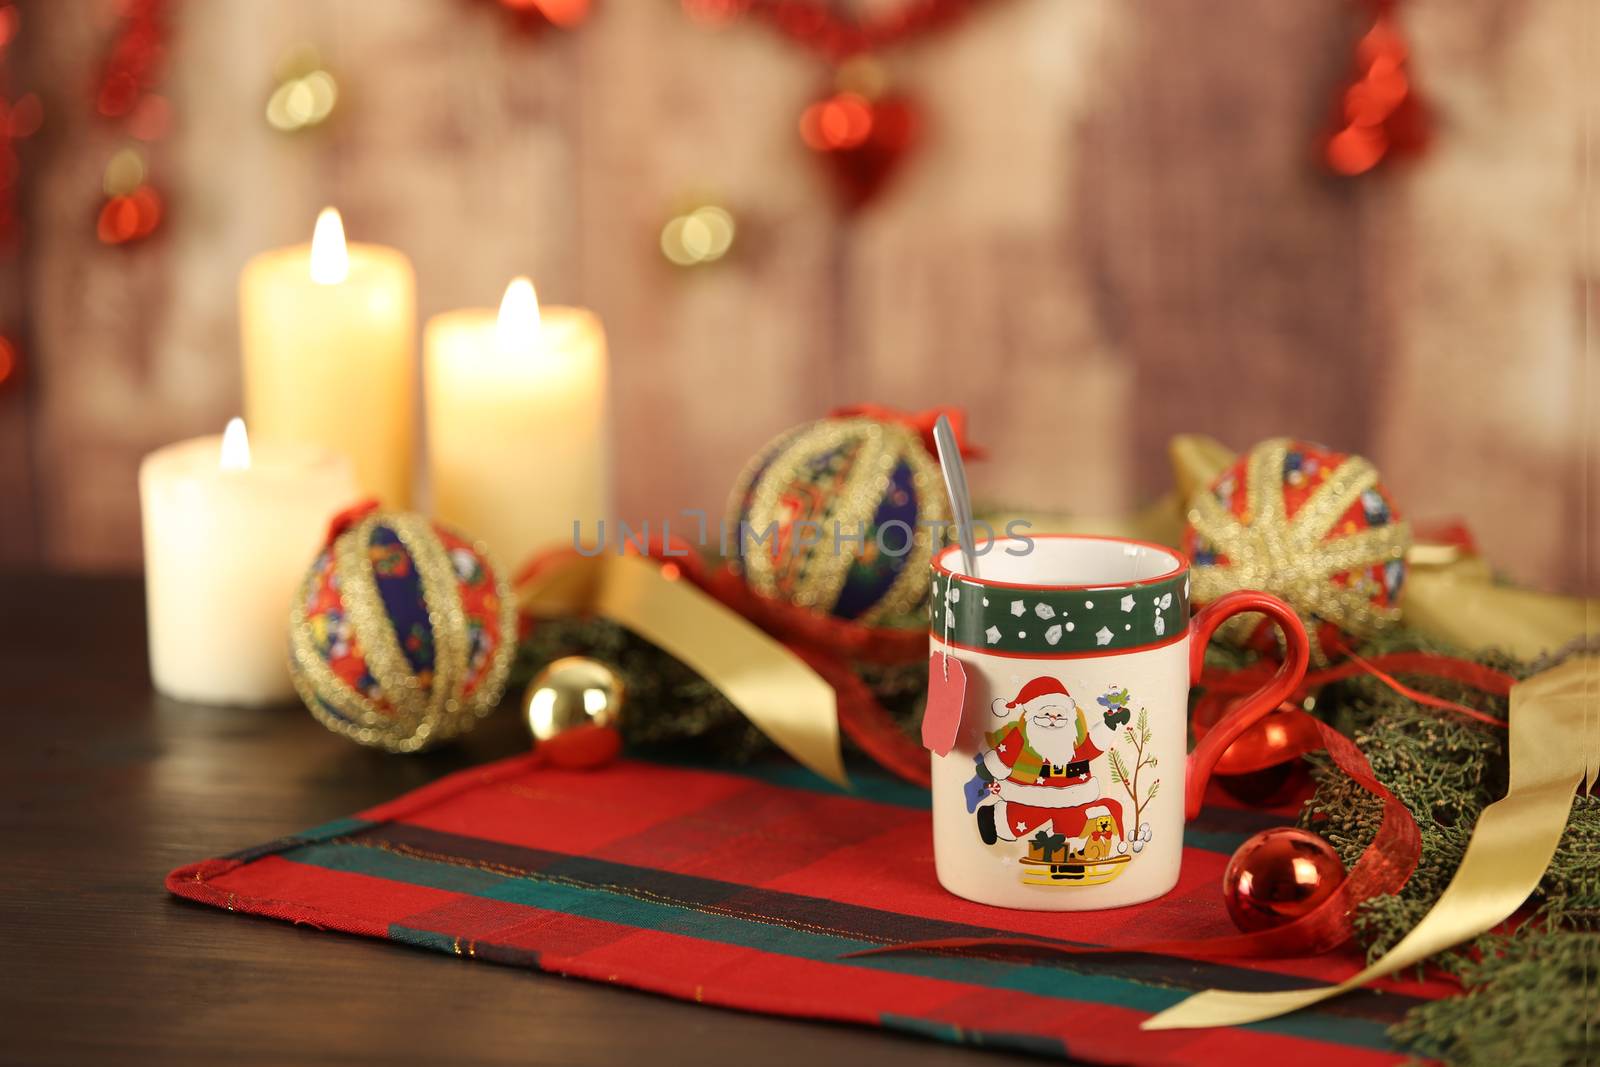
[966,676,1157,887]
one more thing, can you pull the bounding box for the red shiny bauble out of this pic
[1223,827,1347,932]
[1210,700,1318,774]
[799,90,920,210]
[1192,695,1320,804]
[1216,760,1309,807]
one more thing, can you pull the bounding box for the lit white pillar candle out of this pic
[240,207,417,506]
[139,418,358,705]
[425,277,610,569]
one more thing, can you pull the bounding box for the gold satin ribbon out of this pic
[1402,560,1598,662]
[519,553,849,787]
[1143,653,1598,1030]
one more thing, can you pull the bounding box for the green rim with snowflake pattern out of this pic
[929,545,1191,657]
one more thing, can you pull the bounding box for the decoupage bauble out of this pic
[523,655,624,768]
[1183,437,1410,664]
[726,414,946,624]
[289,506,517,753]
[1223,827,1347,932]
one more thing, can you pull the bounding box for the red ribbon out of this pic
[1194,649,1515,774]
[829,403,987,460]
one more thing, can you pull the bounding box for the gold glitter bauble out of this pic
[1183,437,1410,664]
[523,656,625,767]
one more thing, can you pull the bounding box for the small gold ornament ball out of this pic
[523,656,625,768]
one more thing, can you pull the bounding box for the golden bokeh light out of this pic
[660,204,736,267]
[266,46,338,133]
[102,147,146,198]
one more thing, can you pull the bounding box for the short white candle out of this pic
[139,418,358,705]
[425,277,610,569]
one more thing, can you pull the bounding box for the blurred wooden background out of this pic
[1,0,1594,593]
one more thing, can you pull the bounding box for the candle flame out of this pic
[220,417,252,471]
[309,207,349,285]
[496,276,542,354]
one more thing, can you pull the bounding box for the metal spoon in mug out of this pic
[932,414,979,578]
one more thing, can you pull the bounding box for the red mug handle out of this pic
[1183,590,1310,820]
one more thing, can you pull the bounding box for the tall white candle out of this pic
[139,418,358,705]
[240,207,417,507]
[425,277,610,570]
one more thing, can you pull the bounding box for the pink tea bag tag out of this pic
[922,651,969,757]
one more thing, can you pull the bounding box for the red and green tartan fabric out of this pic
[166,755,1450,1065]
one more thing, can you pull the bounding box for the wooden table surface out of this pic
[1,573,1034,1066]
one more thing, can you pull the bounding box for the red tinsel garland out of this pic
[681,0,1005,210]
[94,0,171,245]
[1194,650,1515,776]
[682,0,1002,64]
[1322,0,1430,176]
[0,3,38,391]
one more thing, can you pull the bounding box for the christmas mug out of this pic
[926,534,1309,911]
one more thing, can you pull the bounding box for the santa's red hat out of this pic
[1006,676,1073,709]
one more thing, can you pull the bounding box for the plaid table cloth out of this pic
[167,754,1451,1065]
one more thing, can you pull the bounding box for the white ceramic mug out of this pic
[927,534,1310,911]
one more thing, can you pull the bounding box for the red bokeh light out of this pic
[1322,11,1427,177]
[128,93,171,141]
[0,336,17,389]
[1325,124,1388,177]
[6,92,42,138]
[799,92,873,150]
[497,0,591,28]
[681,0,744,25]
[97,70,142,118]
[1344,63,1408,127]
[1355,16,1408,67]
[97,184,163,244]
